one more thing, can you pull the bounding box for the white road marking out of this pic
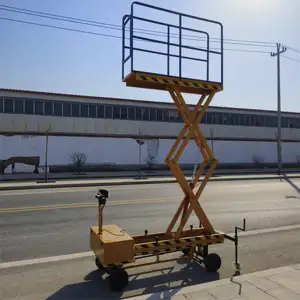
[0,251,93,269]
[237,224,300,237]
[0,183,178,195]
[1,224,300,269]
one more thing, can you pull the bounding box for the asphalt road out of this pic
[1,177,300,262]
[1,177,300,299]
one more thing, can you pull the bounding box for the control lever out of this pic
[95,189,109,235]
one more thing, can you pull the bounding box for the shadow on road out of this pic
[282,173,300,196]
[46,259,219,300]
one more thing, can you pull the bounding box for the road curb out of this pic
[1,169,299,183]
[1,174,299,191]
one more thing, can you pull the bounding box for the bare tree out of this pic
[70,152,87,174]
[145,155,156,170]
[252,155,264,165]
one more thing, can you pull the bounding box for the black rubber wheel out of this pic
[203,253,221,272]
[95,257,104,270]
[109,268,129,292]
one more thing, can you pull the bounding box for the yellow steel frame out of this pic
[90,73,225,275]
[165,86,218,238]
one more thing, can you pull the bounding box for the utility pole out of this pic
[136,128,144,179]
[44,132,49,182]
[271,43,287,174]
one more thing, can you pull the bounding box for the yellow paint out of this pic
[0,197,180,214]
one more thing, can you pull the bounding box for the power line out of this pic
[283,45,300,54]
[0,4,277,48]
[0,16,272,54]
[0,5,271,47]
[0,17,122,39]
[282,55,300,63]
[0,7,123,31]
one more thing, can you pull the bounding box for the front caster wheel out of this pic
[182,247,190,256]
[109,268,129,292]
[203,253,221,272]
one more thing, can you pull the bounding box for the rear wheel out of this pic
[109,267,129,291]
[203,253,221,272]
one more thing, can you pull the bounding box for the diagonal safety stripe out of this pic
[134,234,225,254]
[135,74,222,91]
[0,197,181,214]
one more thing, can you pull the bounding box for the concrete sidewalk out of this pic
[129,264,300,300]
[1,254,299,300]
[0,169,184,182]
[1,172,300,191]
[1,168,299,182]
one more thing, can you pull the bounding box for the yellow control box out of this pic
[90,224,135,266]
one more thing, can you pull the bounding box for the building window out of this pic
[54,102,62,116]
[163,109,169,122]
[150,108,156,121]
[157,109,163,121]
[15,99,24,113]
[244,114,251,126]
[169,110,177,121]
[282,117,288,128]
[213,112,221,125]
[72,103,80,117]
[223,114,229,125]
[81,103,89,118]
[294,119,300,128]
[44,101,53,116]
[224,114,235,125]
[120,106,127,120]
[142,107,150,121]
[97,105,105,118]
[136,107,142,120]
[206,112,213,124]
[255,115,265,126]
[7,96,300,130]
[4,98,14,113]
[128,106,135,120]
[35,100,43,115]
[113,106,121,119]
[249,115,256,126]
[63,102,71,117]
[24,99,34,114]
[267,116,276,127]
[288,118,299,128]
[89,104,96,118]
[106,105,113,118]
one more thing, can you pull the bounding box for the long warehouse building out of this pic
[0,89,300,170]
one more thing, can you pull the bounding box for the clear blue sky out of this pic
[1,0,299,112]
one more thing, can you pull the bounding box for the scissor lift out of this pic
[90,2,245,292]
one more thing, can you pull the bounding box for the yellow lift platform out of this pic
[90,2,246,291]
